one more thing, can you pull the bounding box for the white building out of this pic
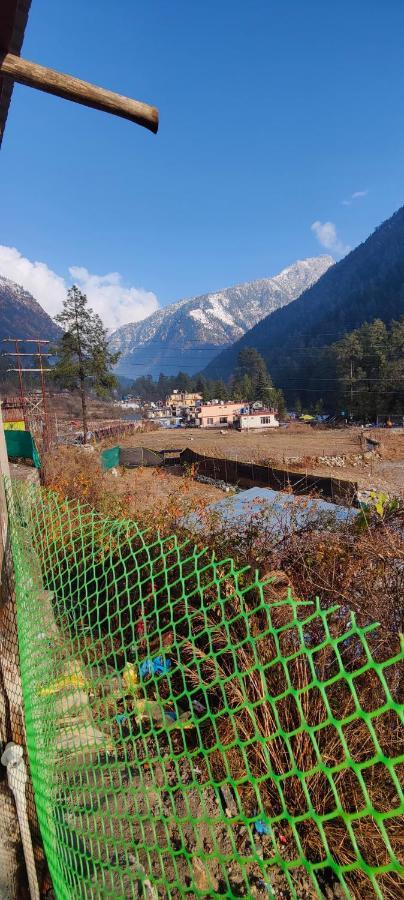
[236,410,279,430]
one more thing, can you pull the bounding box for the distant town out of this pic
[118,390,280,430]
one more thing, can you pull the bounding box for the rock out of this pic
[192,857,218,892]
[219,784,238,817]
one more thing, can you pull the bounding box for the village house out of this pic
[167,391,203,423]
[197,402,245,428]
[235,409,279,430]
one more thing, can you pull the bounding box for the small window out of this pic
[219,416,228,424]
[260,416,271,424]
[207,417,214,425]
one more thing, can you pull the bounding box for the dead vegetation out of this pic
[44,446,226,530]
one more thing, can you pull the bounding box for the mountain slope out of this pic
[203,205,404,399]
[110,256,333,377]
[0,274,61,342]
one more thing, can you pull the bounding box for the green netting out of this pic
[101,446,121,470]
[7,481,404,899]
[5,429,41,467]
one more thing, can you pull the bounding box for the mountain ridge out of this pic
[110,256,334,377]
[0,274,62,343]
[202,205,404,402]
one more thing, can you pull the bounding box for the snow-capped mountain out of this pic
[0,274,61,342]
[110,256,334,377]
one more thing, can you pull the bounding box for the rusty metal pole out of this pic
[36,340,49,451]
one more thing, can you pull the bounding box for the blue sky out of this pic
[1,0,403,328]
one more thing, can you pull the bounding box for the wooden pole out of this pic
[0,52,159,133]
[0,402,28,897]
[0,401,11,548]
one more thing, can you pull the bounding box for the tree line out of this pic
[130,318,403,422]
[43,284,403,443]
[129,347,286,415]
[327,317,404,421]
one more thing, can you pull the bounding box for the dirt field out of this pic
[107,425,404,496]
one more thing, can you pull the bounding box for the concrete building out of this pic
[167,391,202,408]
[167,391,203,423]
[236,410,279,430]
[197,402,244,428]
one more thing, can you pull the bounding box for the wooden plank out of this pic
[0,52,159,132]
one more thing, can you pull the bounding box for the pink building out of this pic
[197,402,244,428]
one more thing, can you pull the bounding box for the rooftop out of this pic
[238,409,277,417]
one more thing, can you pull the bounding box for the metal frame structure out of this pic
[2,338,53,449]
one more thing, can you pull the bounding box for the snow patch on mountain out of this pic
[0,274,62,342]
[110,256,334,377]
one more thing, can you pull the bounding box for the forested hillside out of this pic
[203,205,404,408]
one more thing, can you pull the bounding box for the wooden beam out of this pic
[0,51,158,133]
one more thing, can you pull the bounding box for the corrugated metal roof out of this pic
[0,0,31,147]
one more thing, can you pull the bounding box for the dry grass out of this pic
[162,581,403,899]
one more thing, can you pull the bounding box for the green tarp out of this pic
[101,445,120,470]
[5,430,41,468]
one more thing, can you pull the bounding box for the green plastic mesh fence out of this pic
[7,482,404,899]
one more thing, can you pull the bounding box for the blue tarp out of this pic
[181,487,359,540]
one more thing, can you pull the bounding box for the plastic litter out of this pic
[122,662,139,693]
[39,660,88,696]
[254,818,271,836]
[257,878,273,894]
[139,655,172,679]
[115,714,127,725]
[132,698,192,729]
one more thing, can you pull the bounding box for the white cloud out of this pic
[0,245,66,311]
[0,245,158,329]
[342,189,368,206]
[69,267,158,331]
[311,220,350,256]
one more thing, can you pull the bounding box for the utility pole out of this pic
[349,356,353,420]
[2,339,53,450]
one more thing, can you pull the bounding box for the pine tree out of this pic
[212,379,228,401]
[233,347,275,403]
[255,368,273,404]
[53,285,120,442]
